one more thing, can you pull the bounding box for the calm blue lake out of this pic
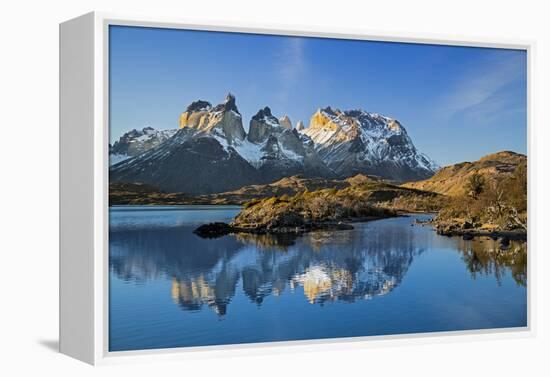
[109,206,527,352]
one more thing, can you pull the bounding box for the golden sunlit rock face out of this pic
[387,120,404,132]
[179,110,211,130]
[179,110,245,145]
[306,108,365,148]
[299,106,439,182]
[309,109,343,132]
[178,93,246,145]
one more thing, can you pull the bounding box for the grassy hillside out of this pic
[110,174,442,207]
[435,157,527,233]
[402,151,526,196]
[231,175,443,231]
[204,175,349,204]
[109,182,195,205]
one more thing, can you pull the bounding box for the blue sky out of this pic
[109,25,527,166]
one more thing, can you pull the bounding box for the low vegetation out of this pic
[233,188,395,231]
[402,151,525,196]
[110,174,443,211]
[227,175,442,233]
[109,182,197,205]
[193,175,443,237]
[435,160,527,235]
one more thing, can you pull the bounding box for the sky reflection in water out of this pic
[109,206,527,351]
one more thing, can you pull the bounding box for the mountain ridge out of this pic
[110,93,439,193]
[302,107,438,182]
[109,127,177,165]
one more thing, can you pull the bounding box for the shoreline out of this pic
[416,218,527,242]
[193,215,394,238]
[110,203,527,243]
[436,227,527,241]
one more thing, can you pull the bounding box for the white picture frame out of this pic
[59,11,535,365]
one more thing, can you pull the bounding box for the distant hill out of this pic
[401,151,526,196]
[110,173,442,211]
[204,175,349,204]
[110,175,345,205]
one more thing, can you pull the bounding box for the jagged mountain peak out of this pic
[110,126,177,166]
[185,100,212,112]
[252,106,276,121]
[111,94,440,192]
[242,105,334,179]
[110,127,259,194]
[212,92,240,115]
[179,94,245,145]
[304,106,438,182]
[225,92,236,103]
[279,115,292,129]
[248,107,282,144]
[320,106,338,115]
[309,107,350,132]
[310,107,397,133]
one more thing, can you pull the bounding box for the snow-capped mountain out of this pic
[301,107,438,181]
[109,127,177,165]
[110,95,334,193]
[239,106,333,180]
[110,94,438,193]
[110,127,260,194]
[179,93,246,145]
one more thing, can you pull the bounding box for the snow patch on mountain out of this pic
[110,95,439,191]
[109,153,130,166]
[232,140,264,168]
[109,127,178,165]
[301,107,438,181]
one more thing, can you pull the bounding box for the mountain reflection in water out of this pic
[109,207,527,351]
[109,210,526,318]
[110,215,423,315]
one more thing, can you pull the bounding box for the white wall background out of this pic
[1,0,548,375]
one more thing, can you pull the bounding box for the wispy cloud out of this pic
[274,37,306,105]
[440,52,526,124]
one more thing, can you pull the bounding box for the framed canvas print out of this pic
[60,12,532,365]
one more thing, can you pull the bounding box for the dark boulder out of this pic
[193,222,233,238]
[186,100,212,112]
[462,221,473,229]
